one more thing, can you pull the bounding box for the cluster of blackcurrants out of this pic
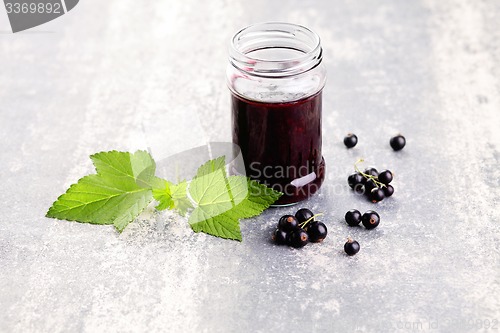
[272,208,327,248]
[348,167,394,203]
[342,210,381,256]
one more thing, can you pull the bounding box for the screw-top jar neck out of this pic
[229,22,323,78]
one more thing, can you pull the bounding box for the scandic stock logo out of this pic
[3,0,79,33]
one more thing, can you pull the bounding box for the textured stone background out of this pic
[0,0,499,332]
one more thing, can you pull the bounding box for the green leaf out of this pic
[226,178,282,219]
[46,150,157,232]
[187,157,282,241]
[194,156,226,179]
[90,150,157,188]
[152,179,193,216]
[189,164,233,213]
[170,181,193,216]
[46,151,281,240]
[152,179,174,211]
[189,207,242,240]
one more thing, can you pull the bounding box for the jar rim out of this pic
[229,22,323,78]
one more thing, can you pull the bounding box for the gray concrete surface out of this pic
[1,0,499,332]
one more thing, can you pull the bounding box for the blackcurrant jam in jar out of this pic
[227,23,327,205]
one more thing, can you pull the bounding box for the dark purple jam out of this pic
[232,92,325,205]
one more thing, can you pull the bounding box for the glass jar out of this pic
[227,22,327,205]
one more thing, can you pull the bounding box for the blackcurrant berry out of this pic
[287,229,309,248]
[390,134,406,151]
[272,229,288,245]
[345,209,362,226]
[383,184,394,197]
[364,179,378,195]
[344,238,360,256]
[343,133,358,148]
[295,208,314,223]
[278,215,299,231]
[378,170,393,184]
[348,173,366,189]
[369,188,385,203]
[307,221,328,242]
[353,183,365,193]
[362,210,380,229]
[364,167,379,177]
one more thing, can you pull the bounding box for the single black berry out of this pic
[390,134,406,151]
[383,184,394,197]
[362,210,380,229]
[369,188,385,203]
[348,173,366,190]
[295,208,314,223]
[364,179,378,195]
[378,170,393,184]
[345,209,362,226]
[353,183,365,193]
[343,133,358,148]
[272,229,288,245]
[344,238,360,256]
[287,228,309,248]
[364,167,379,177]
[307,221,328,242]
[278,215,299,231]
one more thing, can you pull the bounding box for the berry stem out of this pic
[354,159,386,188]
[299,213,324,228]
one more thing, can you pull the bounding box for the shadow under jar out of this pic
[227,22,327,206]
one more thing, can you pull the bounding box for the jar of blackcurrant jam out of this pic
[227,22,327,206]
